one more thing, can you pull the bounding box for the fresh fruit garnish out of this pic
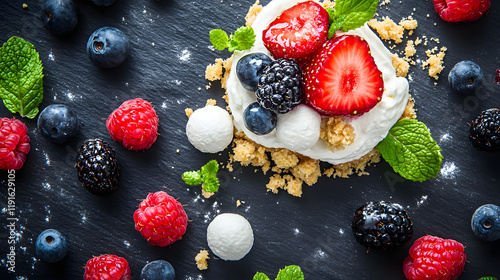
[87,27,130,68]
[37,104,79,144]
[141,260,175,280]
[75,138,120,195]
[471,204,500,241]
[448,60,484,95]
[134,191,188,247]
[106,98,159,151]
[303,35,383,116]
[403,235,466,280]
[84,254,131,280]
[182,160,221,193]
[244,102,277,135]
[256,58,302,114]
[40,0,78,35]
[0,36,44,119]
[0,118,30,170]
[433,0,491,22]
[210,26,256,52]
[207,213,254,261]
[352,201,413,250]
[377,119,443,182]
[469,108,500,152]
[236,53,273,91]
[35,229,68,263]
[254,265,304,280]
[262,1,329,63]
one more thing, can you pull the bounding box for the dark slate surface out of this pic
[1,0,500,279]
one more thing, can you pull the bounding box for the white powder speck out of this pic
[161,102,167,109]
[440,133,452,143]
[123,240,131,248]
[179,49,191,62]
[208,45,215,51]
[143,9,147,13]
[293,228,300,235]
[339,228,344,235]
[315,249,326,258]
[1,207,7,214]
[152,42,155,47]
[43,151,51,165]
[81,213,87,223]
[42,182,51,191]
[45,205,51,222]
[173,80,182,85]
[417,195,428,207]
[16,276,28,280]
[440,161,458,179]
[48,50,55,61]
[66,91,75,101]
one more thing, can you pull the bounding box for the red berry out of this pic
[106,98,159,151]
[303,35,384,116]
[0,118,30,170]
[433,0,490,22]
[403,235,466,280]
[84,254,131,280]
[262,1,329,63]
[134,191,188,247]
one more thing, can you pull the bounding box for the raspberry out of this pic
[0,118,30,170]
[106,98,159,151]
[403,235,466,280]
[84,254,131,280]
[433,0,490,22]
[134,191,188,247]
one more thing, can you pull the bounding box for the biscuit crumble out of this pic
[195,250,209,270]
[320,117,356,151]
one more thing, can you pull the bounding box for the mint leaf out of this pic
[333,0,378,32]
[0,36,44,119]
[210,29,229,51]
[479,278,497,280]
[276,265,304,280]
[201,160,219,177]
[202,175,220,193]
[253,272,270,280]
[328,14,347,38]
[377,119,443,182]
[182,171,203,186]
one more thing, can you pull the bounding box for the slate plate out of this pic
[1,0,500,279]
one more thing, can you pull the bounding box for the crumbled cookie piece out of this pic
[206,99,217,106]
[195,250,210,270]
[322,0,335,8]
[291,156,321,186]
[245,0,263,26]
[271,149,299,169]
[233,135,270,172]
[320,117,356,151]
[236,200,245,207]
[266,174,286,194]
[325,148,381,178]
[282,174,303,197]
[400,95,417,120]
[221,57,233,89]
[202,189,214,199]
[422,46,447,80]
[185,108,194,118]
[399,16,418,31]
[205,58,224,81]
[405,40,416,59]
[368,17,404,43]
[391,54,410,78]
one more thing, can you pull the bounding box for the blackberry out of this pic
[256,58,302,114]
[75,139,119,195]
[352,201,413,250]
[469,108,500,152]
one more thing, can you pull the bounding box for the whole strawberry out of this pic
[106,98,159,151]
[0,118,30,170]
[433,0,490,22]
[134,191,188,247]
[84,254,131,280]
[403,235,466,280]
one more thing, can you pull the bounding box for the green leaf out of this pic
[228,26,255,52]
[479,278,497,280]
[377,119,443,182]
[202,175,220,193]
[253,272,270,280]
[0,36,44,119]
[325,7,335,25]
[334,0,378,32]
[275,265,304,280]
[209,29,229,51]
[328,14,347,38]
[182,171,203,186]
[201,160,219,178]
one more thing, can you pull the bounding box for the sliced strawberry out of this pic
[303,35,384,116]
[433,0,490,22]
[262,1,329,63]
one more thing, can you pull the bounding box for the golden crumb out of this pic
[22,3,28,8]
[320,117,356,151]
[399,95,417,120]
[195,250,209,270]
[405,40,416,58]
[206,99,217,106]
[221,56,233,89]
[422,46,447,80]
[291,156,321,186]
[202,188,214,198]
[271,149,299,169]
[245,1,262,26]
[399,16,418,31]
[185,108,194,118]
[266,174,286,194]
[329,149,381,177]
[414,37,422,45]
[283,174,303,197]
[391,54,410,78]
[205,58,224,81]
[368,17,404,44]
[380,0,390,6]
[236,200,245,207]
[322,0,335,8]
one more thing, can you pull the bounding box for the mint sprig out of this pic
[376,119,443,182]
[182,160,220,193]
[327,0,378,38]
[254,265,304,280]
[479,278,497,280]
[210,26,255,52]
[0,36,44,119]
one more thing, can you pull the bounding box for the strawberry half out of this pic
[303,35,384,116]
[262,1,329,63]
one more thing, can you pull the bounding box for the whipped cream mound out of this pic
[186,105,233,153]
[226,0,409,165]
[276,104,321,151]
[207,213,254,261]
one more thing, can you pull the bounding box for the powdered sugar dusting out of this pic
[440,161,458,179]
[417,195,428,207]
[179,49,191,62]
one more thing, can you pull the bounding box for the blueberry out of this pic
[37,104,79,144]
[87,27,130,68]
[35,229,68,263]
[237,53,273,91]
[140,260,175,280]
[91,0,117,6]
[243,102,277,135]
[40,0,78,35]
[448,60,484,95]
[471,204,500,241]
